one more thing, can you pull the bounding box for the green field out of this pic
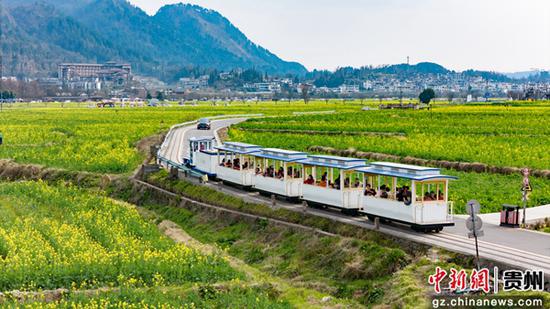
[0,102,548,212]
[0,181,355,308]
[0,101,549,307]
[0,181,238,291]
[0,102,358,174]
[227,105,550,213]
[234,106,550,170]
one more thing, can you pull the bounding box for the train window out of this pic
[418,181,447,202]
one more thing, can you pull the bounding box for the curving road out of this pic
[160,118,247,164]
[159,118,550,281]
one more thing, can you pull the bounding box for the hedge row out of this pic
[308,146,550,179]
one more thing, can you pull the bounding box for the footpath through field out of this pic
[161,117,550,278]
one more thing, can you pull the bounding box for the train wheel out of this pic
[367,215,376,222]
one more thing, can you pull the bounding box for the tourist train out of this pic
[186,137,456,232]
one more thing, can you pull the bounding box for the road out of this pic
[159,118,247,164]
[159,118,550,280]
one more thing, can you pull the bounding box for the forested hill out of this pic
[1,0,307,81]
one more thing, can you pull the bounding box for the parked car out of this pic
[197,118,211,130]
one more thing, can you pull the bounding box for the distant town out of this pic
[1,61,549,103]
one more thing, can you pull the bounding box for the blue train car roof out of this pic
[214,142,262,154]
[253,148,308,162]
[358,162,458,181]
[300,154,367,170]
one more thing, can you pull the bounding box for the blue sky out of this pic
[129,0,550,72]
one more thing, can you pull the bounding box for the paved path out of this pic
[456,204,550,225]
[160,118,550,280]
[160,118,246,164]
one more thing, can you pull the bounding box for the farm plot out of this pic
[0,181,238,292]
[231,105,550,213]
[0,102,358,174]
[234,106,550,170]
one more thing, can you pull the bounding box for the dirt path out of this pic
[158,220,266,283]
[157,220,360,308]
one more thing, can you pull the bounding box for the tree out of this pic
[281,83,293,103]
[146,91,152,100]
[446,91,455,103]
[156,91,165,101]
[300,83,311,104]
[419,88,436,104]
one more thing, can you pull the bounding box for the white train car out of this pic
[214,142,262,187]
[357,162,457,232]
[299,155,368,214]
[251,148,308,199]
[184,138,458,232]
[187,137,218,177]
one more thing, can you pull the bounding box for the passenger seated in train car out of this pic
[255,167,262,175]
[424,191,438,201]
[344,177,350,188]
[242,162,249,169]
[400,186,412,204]
[353,178,361,188]
[304,175,315,185]
[319,175,327,187]
[424,192,431,201]
[277,167,284,178]
[379,185,389,199]
[396,187,404,201]
[378,185,388,198]
[287,166,293,177]
[225,160,232,168]
[334,176,341,189]
[220,159,226,167]
[365,184,376,196]
[438,190,444,200]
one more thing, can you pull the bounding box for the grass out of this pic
[142,199,409,306]
[445,169,550,214]
[527,218,550,233]
[1,284,293,308]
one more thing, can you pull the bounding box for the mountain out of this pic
[505,70,548,80]
[4,0,95,14]
[373,62,450,75]
[307,62,516,88]
[1,0,307,80]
